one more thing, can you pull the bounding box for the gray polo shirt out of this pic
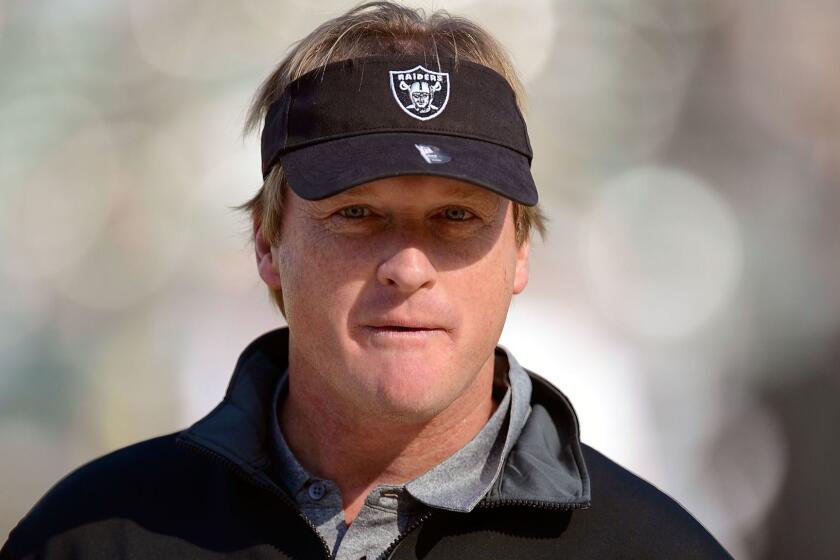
[268,346,533,560]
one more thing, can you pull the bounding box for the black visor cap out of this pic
[261,56,538,206]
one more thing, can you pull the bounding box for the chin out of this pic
[372,388,456,424]
[352,356,465,422]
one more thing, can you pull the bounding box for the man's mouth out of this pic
[369,325,438,333]
[362,320,448,340]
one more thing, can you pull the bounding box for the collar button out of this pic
[307,481,326,500]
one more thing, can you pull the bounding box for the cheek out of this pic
[277,229,371,324]
[444,243,517,336]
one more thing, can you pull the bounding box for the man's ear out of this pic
[254,219,283,290]
[512,237,530,295]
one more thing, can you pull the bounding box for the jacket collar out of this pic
[177,328,590,508]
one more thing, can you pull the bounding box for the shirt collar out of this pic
[268,367,310,497]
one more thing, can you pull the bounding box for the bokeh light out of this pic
[582,165,743,339]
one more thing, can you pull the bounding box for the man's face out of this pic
[259,175,529,422]
[411,90,430,109]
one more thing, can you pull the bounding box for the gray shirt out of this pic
[268,346,533,560]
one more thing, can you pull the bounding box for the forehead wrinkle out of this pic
[323,184,379,202]
[439,183,500,203]
[325,179,502,207]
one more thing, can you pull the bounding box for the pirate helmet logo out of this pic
[389,65,450,121]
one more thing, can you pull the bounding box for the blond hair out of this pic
[237,1,546,314]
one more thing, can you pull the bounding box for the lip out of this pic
[360,326,447,347]
[366,324,443,331]
[364,326,444,338]
[366,320,443,330]
[359,317,450,341]
[364,316,448,330]
[364,324,446,334]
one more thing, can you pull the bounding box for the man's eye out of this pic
[442,207,474,221]
[338,206,371,219]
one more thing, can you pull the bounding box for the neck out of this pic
[279,352,500,525]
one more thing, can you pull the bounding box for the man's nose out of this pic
[376,246,437,293]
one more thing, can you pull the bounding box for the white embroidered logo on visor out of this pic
[415,144,451,164]
[390,65,450,121]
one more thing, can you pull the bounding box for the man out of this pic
[2,3,732,559]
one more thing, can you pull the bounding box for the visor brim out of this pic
[278,132,538,206]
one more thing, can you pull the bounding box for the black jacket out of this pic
[1,328,732,559]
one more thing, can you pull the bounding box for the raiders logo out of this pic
[389,65,450,121]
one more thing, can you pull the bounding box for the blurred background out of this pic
[1,0,838,557]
